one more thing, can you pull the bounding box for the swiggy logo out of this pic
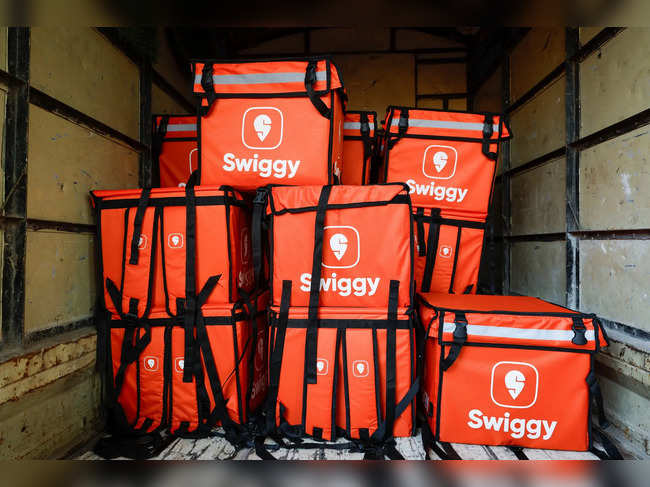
[168,233,184,249]
[490,361,539,409]
[137,235,147,250]
[242,107,283,150]
[352,360,369,378]
[439,245,453,259]
[422,145,457,179]
[143,356,159,372]
[322,226,360,269]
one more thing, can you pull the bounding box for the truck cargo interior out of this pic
[0,26,648,461]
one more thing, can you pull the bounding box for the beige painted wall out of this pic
[500,28,650,454]
[30,28,140,139]
[0,26,188,459]
[580,28,650,136]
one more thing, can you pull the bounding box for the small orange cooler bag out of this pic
[341,111,377,185]
[413,208,486,294]
[382,107,510,218]
[153,115,198,188]
[418,293,617,456]
[192,57,346,191]
[253,184,414,309]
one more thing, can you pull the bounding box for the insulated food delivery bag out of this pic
[153,115,198,188]
[192,57,346,191]
[418,293,612,453]
[341,111,377,185]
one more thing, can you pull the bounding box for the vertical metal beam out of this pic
[501,57,511,295]
[139,61,153,188]
[2,28,30,346]
[565,28,580,309]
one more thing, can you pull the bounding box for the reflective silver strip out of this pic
[194,70,327,86]
[391,118,499,132]
[166,124,197,132]
[343,122,375,131]
[442,322,595,342]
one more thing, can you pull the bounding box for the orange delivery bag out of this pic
[192,57,346,191]
[153,114,198,188]
[381,107,510,218]
[253,185,419,450]
[418,293,614,454]
[413,208,486,294]
[90,182,264,441]
[341,110,377,185]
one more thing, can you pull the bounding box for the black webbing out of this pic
[587,370,609,429]
[441,312,467,371]
[448,226,463,294]
[266,280,292,433]
[508,446,529,460]
[398,109,409,136]
[182,177,198,383]
[305,185,333,385]
[252,189,268,289]
[304,61,331,119]
[153,115,169,157]
[128,188,151,265]
[571,316,588,346]
[415,208,426,257]
[481,114,498,160]
[200,62,217,114]
[590,427,624,460]
[360,112,371,184]
[421,208,441,292]
[383,280,400,439]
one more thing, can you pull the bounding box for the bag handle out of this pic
[304,185,333,385]
[304,61,331,119]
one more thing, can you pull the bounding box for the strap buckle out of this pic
[253,190,268,206]
[571,317,588,345]
[452,312,468,343]
[398,110,409,135]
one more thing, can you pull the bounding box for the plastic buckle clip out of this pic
[571,317,588,346]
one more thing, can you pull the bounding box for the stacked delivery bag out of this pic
[381,107,510,295]
[252,184,419,458]
[91,182,268,457]
[88,51,622,460]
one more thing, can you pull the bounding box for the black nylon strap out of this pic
[129,188,151,265]
[383,280,400,440]
[448,226,463,294]
[481,114,498,160]
[587,370,609,428]
[304,61,331,119]
[415,208,426,257]
[508,446,528,460]
[398,109,409,136]
[182,179,198,383]
[360,112,371,184]
[266,280,292,433]
[571,316,588,345]
[305,185,332,385]
[252,189,268,289]
[441,312,467,371]
[421,208,441,292]
[200,62,217,114]
[590,427,624,460]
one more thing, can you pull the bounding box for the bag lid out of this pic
[265,183,409,215]
[385,106,511,141]
[419,293,608,351]
[192,57,343,96]
[91,186,245,209]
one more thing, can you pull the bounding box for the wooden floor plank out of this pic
[450,443,493,460]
